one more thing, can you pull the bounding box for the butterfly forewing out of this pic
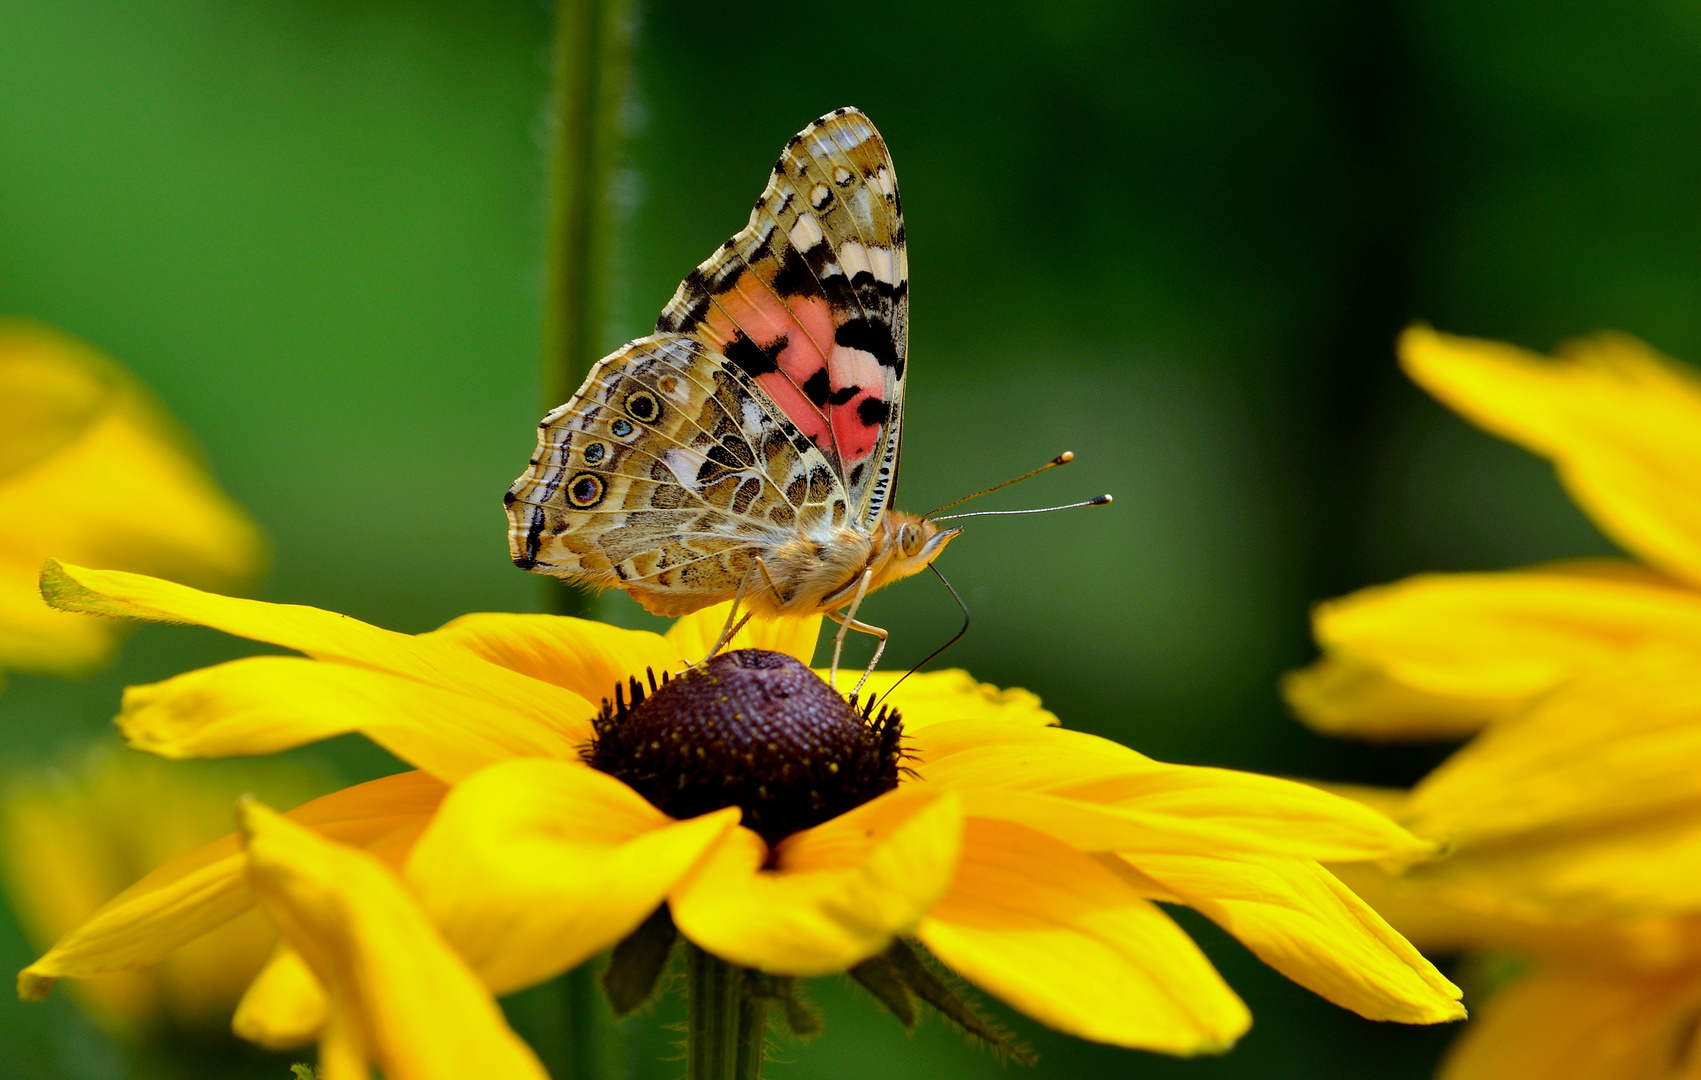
[656,107,907,527]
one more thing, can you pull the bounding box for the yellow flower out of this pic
[1285,326,1701,1077]
[0,321,265,681]
[0,747,318,1037]
[1286,325,1701,743]
[22,561,1462,1068]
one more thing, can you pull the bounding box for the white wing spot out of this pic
[839,241,870,279]
[810,183,830,210]
[833,166,853,186]
[789,213,824,251]
[867,245,895,284]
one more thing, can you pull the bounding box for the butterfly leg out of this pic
[697,562,758,665]
[825,609,888,699]
[827,568,876,691]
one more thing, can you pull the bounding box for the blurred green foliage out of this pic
[3,0,1700,1077]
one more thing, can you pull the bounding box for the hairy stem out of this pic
[687,945,767,1080]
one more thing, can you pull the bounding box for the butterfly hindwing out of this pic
[656,107,907,528]
[506,333,852,617]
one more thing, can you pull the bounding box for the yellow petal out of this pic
[426,613,684,704]
[120,656,579,781]
[1131,853,1463,1023]
[240,800,547,1080]
[670,789,963,976]
[1281,657,1509,742]
[41,562,589,733]
[1437,964,1701,1080]
[0,323,266,677]
[1403,325,1701,585]
[909,720,1436,861]
[232,944,326,1049]
[19,772,444,999]
[821,668,1058,732]
[1307,567,1701,712]
[406,758,738,994]
[666,600,822,664]
[917,818,1249,1054]
[1403,648,1701,849]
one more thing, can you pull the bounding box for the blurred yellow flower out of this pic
[0,320,265,683]
[0,747,321,1037]
[21,561,1462,1069]
[1287,326,1701,1078]
[1287,325,1701,742]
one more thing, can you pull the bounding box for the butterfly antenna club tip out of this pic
[1053,451,1074,465]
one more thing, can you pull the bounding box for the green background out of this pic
[1,0,1692,1076]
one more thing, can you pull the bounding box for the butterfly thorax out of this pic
[753,510,959,618]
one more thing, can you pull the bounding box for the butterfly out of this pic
[506,107,953,679]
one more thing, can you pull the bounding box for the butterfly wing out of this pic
[506,333,852,617]
[656,107,908,529]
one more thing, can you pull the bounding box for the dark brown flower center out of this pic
[583,649,902,845]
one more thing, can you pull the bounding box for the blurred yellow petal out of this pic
[240,800,547,1080]
[1437,964,1701,1080]
[1281,657,1509,742]
[670,790,962,976]
[828,668,1058,731]
[405,758,738,994]
[427,613,684,704]
[1306,568,1701,712]
[232,945,325,1049]
[1325,861,1701,971]
[1132,853,1463,1023]
[1403,325,1701,585]
[917,818,1250,1055]
[19,771,444,999]
[1399,804,1701,922]
[910,720,1435,861]
[666,601,821,664]
[0,322,265,676]
[1403,649,1701,848]
[41,562,589,732]
[120,656,577,781]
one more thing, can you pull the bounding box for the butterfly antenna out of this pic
[880,564,971,701]
[925,451,1077,519]
[931,494,1112,523]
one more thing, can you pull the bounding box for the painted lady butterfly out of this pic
[507,108,948,671]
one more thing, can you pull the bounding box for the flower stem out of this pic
[542,0,636,1070]
[687,945,767,1080]
[542,0,634,412]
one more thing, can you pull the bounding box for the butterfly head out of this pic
[876,512,961,586]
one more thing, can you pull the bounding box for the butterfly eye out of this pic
[610,418,635,438]
[898,522,924,557]
[625,391,662,423]
[566,472,605,509]
[583,442,606,464]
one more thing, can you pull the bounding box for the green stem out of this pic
[543,0,636,1071]
[687,946,767,1080]
[542,0,635,412]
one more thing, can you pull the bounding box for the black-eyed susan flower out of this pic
[0,322,265,683]
[1287,326,1701,1079]
[23,561,1463,1075]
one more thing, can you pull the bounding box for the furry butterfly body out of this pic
[507,108,956,626]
